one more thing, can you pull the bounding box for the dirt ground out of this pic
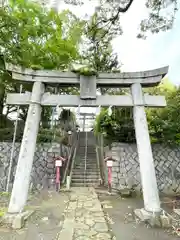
[0,190,70,240]
[97,189,180,240]
[0,188,180,240]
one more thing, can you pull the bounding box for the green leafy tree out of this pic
[66,0,178,38]
[94,107,135,144]
[80,8,121,73]
[0,0,84,141]
[146,79,179,145]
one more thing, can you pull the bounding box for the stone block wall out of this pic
[105,143,180,195]
[0,142,69,192]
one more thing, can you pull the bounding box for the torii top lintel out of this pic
[6,64,169,87]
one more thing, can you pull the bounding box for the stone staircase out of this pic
[71,132,100,187]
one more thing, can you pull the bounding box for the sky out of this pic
[57,0,180,85]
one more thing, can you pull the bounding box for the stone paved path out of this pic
[58,187,113,240]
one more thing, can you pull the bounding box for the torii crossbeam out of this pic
[5,64,168,218]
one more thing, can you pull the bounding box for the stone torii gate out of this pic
[5,64,168,217]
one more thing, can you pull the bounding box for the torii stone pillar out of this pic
[8,82,44,214]
[131,83,161,213]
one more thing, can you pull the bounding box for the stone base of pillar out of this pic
[2,210,34,229]
[134,208,172,228]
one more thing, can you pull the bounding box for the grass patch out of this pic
[0,207,7,217]
[0,192,11,197]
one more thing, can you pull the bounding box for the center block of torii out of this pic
[80,75,97,100]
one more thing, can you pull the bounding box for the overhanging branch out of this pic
[107,0,135,23]
[117,0,134,13]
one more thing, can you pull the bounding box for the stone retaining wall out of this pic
[105,143,180,195]
[0,142,69,191]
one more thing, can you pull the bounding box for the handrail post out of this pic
[64,131,79,187]
[84,131,88,187]
[69,147,77,187]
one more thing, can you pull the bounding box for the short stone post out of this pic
[131,83,161,213]
[8,82,44,214]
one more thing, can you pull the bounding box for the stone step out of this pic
[74,168,98,172]
[72,180,99,184]
[72,175,99,180]
[75,161,97,163]
[78,148,96,150]
[78,154,96,156]
[78,146,95,147]
[76,157,97,160]
[77,160,97,163]
[75,164,98,168]
[71,183,99,187]
[76,164,98,166]
[75,166,98,169]
[77,156,97,158]
[75,160,97,163]
[78,150,91,152]
[75,160,98,163]
[78,146,95,148]
[72,171,99,175]
[73,168,99,174]
[72,179,99,183]
[74,164,98,168]
[73,167,99,170]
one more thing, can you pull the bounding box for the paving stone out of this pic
[75,217,85,223]
[84,202,93,207]
[94,222,109,233]
[77,203,83,208]
[92,212,104,217]
[75,229,97,238]
[85,218,95,226]
[68,202,77,210]
[75,236,90,240]
[94,217,106,223]
[96,233,112,240]
[74,222,90,230]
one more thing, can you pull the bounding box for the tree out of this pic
[0,0,84,141]
[0,1,82,69]
[81,11,120,73]
[94,107,135,144]
[146,78,180,145]
[94,87,135,144]
[64,0,178,38]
